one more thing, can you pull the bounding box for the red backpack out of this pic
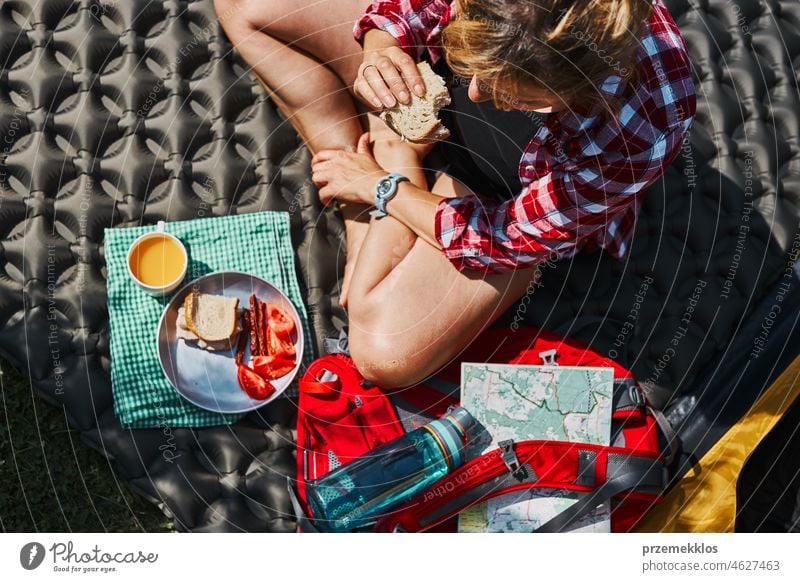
[290,326,673,533]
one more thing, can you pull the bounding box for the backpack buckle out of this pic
[498,440,528,481]
[323,328,350,356]
[628,383,646,407]
[539,349,558,366]
[316,369,338,383]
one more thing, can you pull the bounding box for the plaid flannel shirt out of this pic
[356,0,696,274]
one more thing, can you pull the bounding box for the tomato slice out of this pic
[266,327,296,359]
[251,355,295,380]
[237,364,276,400]
[267,303,295,337]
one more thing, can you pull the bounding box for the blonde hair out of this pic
[442,0,653,109]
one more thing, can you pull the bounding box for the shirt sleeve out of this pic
[432,0,695,275]
[354,0,453,62]
[434,124,691,275]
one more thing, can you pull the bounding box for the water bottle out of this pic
[306,406,479,532]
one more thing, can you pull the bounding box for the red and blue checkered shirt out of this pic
[356,0,696,274]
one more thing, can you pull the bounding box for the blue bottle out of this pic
[306,406,479,532]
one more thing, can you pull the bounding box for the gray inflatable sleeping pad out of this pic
[0,0,798,531]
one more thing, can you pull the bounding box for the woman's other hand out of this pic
[312,133,388,207]
[354,30,426,109]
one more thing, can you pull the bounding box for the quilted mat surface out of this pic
[0,0,799,531]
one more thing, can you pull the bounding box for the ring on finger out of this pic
[361,64,378,76]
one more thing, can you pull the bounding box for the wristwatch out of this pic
[370,173,409,218]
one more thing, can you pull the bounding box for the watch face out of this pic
[378,179,392,196]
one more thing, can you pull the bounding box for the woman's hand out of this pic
[311,133,388,207]
[354,30,426,109]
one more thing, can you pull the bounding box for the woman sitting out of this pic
[216,0,696,387]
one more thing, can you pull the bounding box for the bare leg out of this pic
[339,120,434,307]
[216,0,374,302]
[215,0,428,306]
[347,174,541,388]
[215,0,368,151]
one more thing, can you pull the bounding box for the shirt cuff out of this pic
[353,13,384,45]
[434,196,487,272]
[354,13,419,60]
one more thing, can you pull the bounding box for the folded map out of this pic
[458,362,614,533]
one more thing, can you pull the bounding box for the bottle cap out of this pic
[446,406,477,438]
[428,406,478,469]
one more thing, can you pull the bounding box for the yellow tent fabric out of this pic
[637,356,800,533]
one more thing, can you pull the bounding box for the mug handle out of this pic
[156,220,166,234]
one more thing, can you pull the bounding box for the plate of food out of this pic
[156,271,304,414]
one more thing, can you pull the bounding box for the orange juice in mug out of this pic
[127,221,188,293]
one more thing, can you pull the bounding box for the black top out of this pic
[434,62,548,203]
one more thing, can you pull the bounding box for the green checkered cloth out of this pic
[105,212,313,428]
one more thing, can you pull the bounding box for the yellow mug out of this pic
[127,221,188,294]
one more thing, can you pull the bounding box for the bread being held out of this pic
[380,61,451,143]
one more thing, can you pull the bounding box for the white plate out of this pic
[156,271,304,414]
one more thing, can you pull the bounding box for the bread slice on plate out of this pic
[176,306,241,351]
[183,292,240,342]
[380,61,451,143]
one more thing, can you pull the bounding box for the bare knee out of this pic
[214,0,244,27]
[214,0,281,35]
[349,329,424,389]
[348,289,408,388]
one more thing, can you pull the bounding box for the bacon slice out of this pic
[249,294,260,356]
[236,311,250,365]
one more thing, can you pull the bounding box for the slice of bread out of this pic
[380,61,451,143]
[176,305,242,351]
[183,292,240,342]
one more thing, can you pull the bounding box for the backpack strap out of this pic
[323,327,350,356]
[535,451,665,532]
[647,404,679,465]
[613,377,647,411]
[377,440,666,533]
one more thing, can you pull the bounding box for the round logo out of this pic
[19,542,46,570]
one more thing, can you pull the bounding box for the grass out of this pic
[0,360,173,532]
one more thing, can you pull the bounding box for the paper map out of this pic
[459,363,614,533]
